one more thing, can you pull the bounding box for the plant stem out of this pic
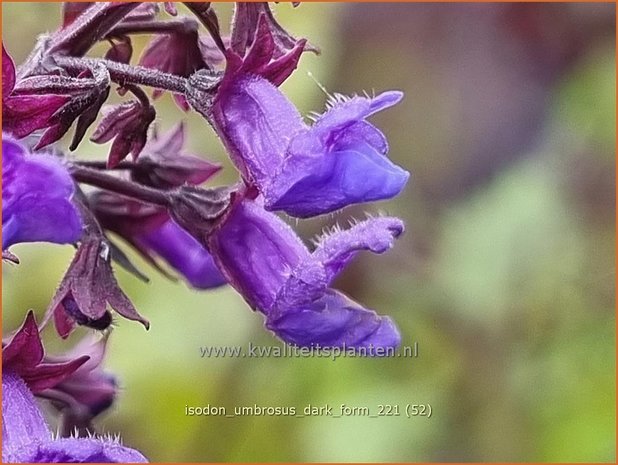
[74,160,136,170]
[69,165,171,207]
[107,18,199,37]
[49,2,140,56]
[53,56,187,93]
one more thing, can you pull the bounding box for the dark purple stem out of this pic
[107,17,199,37]
[69,165,171,208]
[53,55,187,93]
[49,2,140,56]
[74,160,138,171]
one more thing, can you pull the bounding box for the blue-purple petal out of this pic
[267,289,401,349]
[266,140,409,218]
[20,438,148,463]
[332,120,389,155]
[2,135,82,250]
[209,200,310,311]
[214,75,305,185]
[2,371,148,463]
[136,219,227,289]
[208,199,402,349]
[313,216,404,282]
[313,91,404,136]
[2,371,50,460]
[261,90,408,217]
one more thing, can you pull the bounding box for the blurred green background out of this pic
[2,2,616,462]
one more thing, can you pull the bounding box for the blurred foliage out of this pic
[2,2,615,462]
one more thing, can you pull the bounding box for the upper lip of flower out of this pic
[211,71,409,218]
[206,196,404,349]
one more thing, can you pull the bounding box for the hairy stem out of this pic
[53,55,187,93]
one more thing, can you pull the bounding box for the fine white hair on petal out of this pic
[325,92,354,111]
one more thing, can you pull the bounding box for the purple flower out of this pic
[2,135,82,251]
[90,100,155,168]
[212,75,409,218]
[3,312,139,458]
[3,312,116,434]
[2,46,69,139]
[134,218,227,289]
[92,192,226,290]
[2,371,147,463]
[207,197,403,349]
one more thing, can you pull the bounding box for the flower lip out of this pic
[265,141,410,218]
[212,70,409,218]
[267,289,402,350]
[207,197,404,349]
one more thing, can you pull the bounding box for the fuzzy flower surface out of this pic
[2,371,147,463]
[2,312,146,463]
[2,135,82,250]
[208,197,403,349]
[212,68,409,218]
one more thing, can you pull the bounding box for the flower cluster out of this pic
[2,2,409,462]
